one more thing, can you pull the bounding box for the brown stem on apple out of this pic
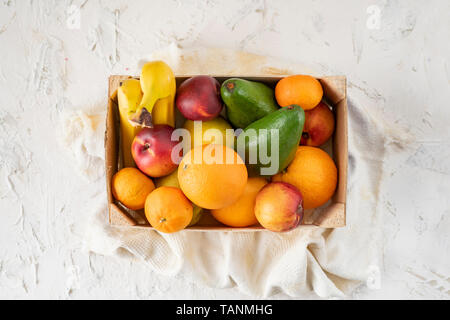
[302,132,309,140]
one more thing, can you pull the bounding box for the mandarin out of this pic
[211,177,268,227]
[145,187,193,233]
[112,168,155,210]
[275,75,323,110]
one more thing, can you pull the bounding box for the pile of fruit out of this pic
[111,61,337,233]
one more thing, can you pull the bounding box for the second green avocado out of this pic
[236,105,305,177]
[221,78,279,128]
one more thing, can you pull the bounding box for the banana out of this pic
[117,79,143,167]
[128,61,176,128]
[152,95,175,128]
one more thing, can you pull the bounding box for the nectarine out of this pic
[176,76,223,121]
[300,102,335,147]
[255,182,303,232]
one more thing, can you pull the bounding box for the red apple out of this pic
[131,125,179,178]
[300,102,335,147]
[255,182,303,232]
[176,76,223,121]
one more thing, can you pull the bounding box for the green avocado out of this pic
[221,78,279,129]
[236,105,305,177]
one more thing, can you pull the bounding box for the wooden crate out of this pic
[105,75,348,231]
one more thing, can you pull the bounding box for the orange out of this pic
[272,146,337,209]
[155,167,204,227]
[145,187,193,233]
[178,144,248,210]
[112,168,155,210]
[211,177,268,227]
[275,75,323,110]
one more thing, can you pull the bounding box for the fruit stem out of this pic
[160,218,167,223]
[226,82,235,91]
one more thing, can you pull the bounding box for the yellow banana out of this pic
[152,95,175,127]
[128,61,176,128]
[117,79,143,167]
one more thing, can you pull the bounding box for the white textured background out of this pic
[0,0,449,299]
